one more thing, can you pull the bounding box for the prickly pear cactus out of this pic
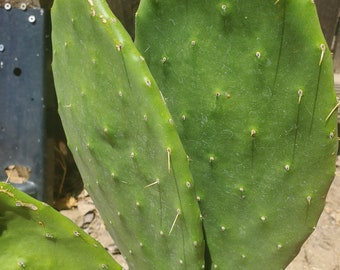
[0,183,121,270]
[51,0,204,269]
[135,0,338,269]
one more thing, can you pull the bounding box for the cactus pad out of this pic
[135,0,338,269]
[0,182,122,269]
[51,0,204,269]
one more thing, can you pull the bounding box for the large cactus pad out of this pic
[135,0,338,269]
[51,0,204,269]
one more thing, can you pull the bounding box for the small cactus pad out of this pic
[135,0,338,269]
[0,183,122,270]
[51,0,204,269]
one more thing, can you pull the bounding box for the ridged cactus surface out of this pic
[0,183,121,270]
[51,0,204,269]
[135,0,338,269]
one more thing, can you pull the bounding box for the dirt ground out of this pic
[61,157,340,270]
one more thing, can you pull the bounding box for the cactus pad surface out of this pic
[0,183,121,270]
[51,0,204,269]
[135,0,338,269]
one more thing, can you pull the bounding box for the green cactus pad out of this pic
[0,182,121,270]
[51,0,204,269]
[135,0,338,269]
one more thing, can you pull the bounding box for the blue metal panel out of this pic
[0,7,55,201]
